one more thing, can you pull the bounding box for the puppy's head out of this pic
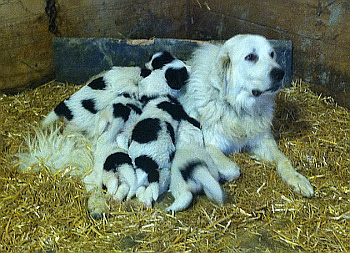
[140,52,190,98]
[216,35,284,101]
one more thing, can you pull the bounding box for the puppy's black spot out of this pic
[54,100,73,121]
[181,161,206,181]
[140,95,159,106]
[165,122,175,144]
[157,101,187,121]
[151,51,175,70]
[169,151,175,162]
[88,77,106,90]
[134,155,159,183]
[167,95,180,104]
[102,183,107,191]
[131,118,161,144]
[121,93,131,98]
[82,99,98,114]
[187,117,201,129]
[141,68,152,78]
[165,67,189,90]
[113,103,131,121]
[126,103,142,115]
[104,152,132,172]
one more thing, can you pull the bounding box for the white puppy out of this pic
[180,34,314,197]
[166,118,224,212]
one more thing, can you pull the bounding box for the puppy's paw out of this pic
[114,183,130,201]
[87,191,109,219]
[217,162,240,182]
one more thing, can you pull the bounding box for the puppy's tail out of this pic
[192,164,224,204]
[42,111,60,128]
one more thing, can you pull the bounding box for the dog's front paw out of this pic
[278,163,314,198]
[286,172,314,198]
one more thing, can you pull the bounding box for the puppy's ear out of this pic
[165,67,189,90]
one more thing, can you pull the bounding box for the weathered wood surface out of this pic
[0,0,55,92]
[53,37,292,86]
[0,0,187,92]
[186,0,350,107]
[0,0,349,107]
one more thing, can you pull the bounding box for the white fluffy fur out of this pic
[180,34,314,197]
[166,119,224,212]
[18,125,93,177]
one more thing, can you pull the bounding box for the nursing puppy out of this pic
[128,52,190,207]
[42,67,142,138]
[166,118,224,212]
[180,34,314,197]
[85,93,143,200]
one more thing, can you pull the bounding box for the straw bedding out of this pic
[0,79,349,252]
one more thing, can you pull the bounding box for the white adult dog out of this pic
[180,34,314,198]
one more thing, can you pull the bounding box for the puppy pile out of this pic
[42,51,224,216]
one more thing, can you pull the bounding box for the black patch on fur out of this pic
[121,93,131,98]
[165,67,189,90]
[126,103,142,115]
[88,77,106,90]
[54,101,73,121]
[157,101,187,121]
[187,116,201,129]
[104,152,132,172]
[82,99,98,114]
[181,161,206,181]
[165,122,175,144]
[134,155,159,183]
[151,51,175,70]
[140,95,159,106]
[113,103,131,121]
[102,184,107,191]
[141,68,152,78]
[131,118,161,144]
[167,95,180,104]
[169,151,175,162]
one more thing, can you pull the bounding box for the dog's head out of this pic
[215,35,284,103]
[139,51,190,98]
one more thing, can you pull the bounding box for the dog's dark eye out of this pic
[270,51,275,58]
[245,53,258,62]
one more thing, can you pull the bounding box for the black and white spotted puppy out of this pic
[166,118,224,212]
[42,67,142,138]
[128,52,190,207]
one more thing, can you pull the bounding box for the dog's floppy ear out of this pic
[215,50,232,95]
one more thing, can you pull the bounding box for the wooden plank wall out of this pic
[1,0,349,108]
[186,0,350,108]
[0,0,187,92]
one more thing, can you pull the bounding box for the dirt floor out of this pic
[0,79,349,252]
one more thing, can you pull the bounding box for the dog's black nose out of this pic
[252,89,263,97]
[270,68,285,83]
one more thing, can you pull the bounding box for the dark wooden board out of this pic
[53,37,292,86]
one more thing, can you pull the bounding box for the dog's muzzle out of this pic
[252,67,285,97]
